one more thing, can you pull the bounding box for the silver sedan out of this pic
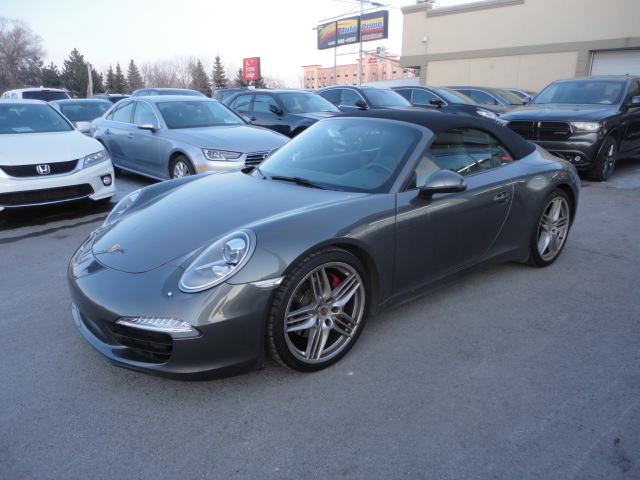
[91,96,289,180]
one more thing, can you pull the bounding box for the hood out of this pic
[93,172,367,273]
[162,124,289,152]
[502,104,618,122]
[0,131,102,165]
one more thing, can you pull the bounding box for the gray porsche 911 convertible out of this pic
[68,109,580,380]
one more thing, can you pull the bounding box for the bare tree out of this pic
[0,17,45,91]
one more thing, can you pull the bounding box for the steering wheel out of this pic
[365,162,394,175]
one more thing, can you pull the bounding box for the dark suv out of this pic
[502,76,640,181]
[223,89,341,137]
[317,85,419,112]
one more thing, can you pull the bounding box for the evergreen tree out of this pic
[211,55,228,90]
[91,68,105,94]
[112,63,126,93]
[105,65,115,92]
[253,76,267,89]
[189,60,210,96]
[126,59,144,93]
[41,62,62,88]
[61,48,89,97]
[233,68,248,87]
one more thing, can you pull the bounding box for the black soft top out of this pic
[337,109,536,160]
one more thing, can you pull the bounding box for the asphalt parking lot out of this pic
[1,159,639,480]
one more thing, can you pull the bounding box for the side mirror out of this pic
[137,123,156,132]
[269,104,283,116]
[631,96,640,106]
[429,99,444,108]
[354,100,368,110]
[418,169,467,199]
[522,96,532,104]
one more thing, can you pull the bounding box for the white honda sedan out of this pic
[0,100,116,211]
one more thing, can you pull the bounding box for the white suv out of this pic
[1,88,71,101]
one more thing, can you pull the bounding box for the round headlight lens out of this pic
[179,230,256,293]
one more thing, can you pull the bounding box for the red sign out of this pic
[243,57,260,81]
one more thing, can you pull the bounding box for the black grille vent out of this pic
[245,151,269,167]
[0,159,79,178]
[0,184,94,207]
[508,121,572,140]
[108,324,173,364]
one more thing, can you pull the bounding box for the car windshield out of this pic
[280,93,341,113]
[256,118,422,193]
[58,102,111,122]
[157,100,246,128]
[160,89,206,97]
[531,80,625,105]
[488,88,524,105]
[363,89,413,107]
[21,91,70,101]
[0,104,73,134]
[431,88,476,104]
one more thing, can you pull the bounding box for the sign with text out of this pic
[316,11,388,50]
[242,57,260,81]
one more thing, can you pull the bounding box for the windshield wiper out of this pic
[270,175,326,189]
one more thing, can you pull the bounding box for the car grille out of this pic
[108,324,173,364]
[507,121,573,140]
[0,159,80,178]
[0,184,94,207]
[245,151,270,168]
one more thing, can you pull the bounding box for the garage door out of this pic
[591,49,640,76]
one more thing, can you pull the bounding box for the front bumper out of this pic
[67,237,276,380]
[0,160,115,209]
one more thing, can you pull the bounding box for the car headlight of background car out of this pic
[475,109,498,120]
[570,121,602,132]
[180,229,256,293]
[81,149,110,169]
[202,149,243,161]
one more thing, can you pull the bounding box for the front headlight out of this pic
[103,189,142,227]
[202,149,243,161]
[476,109,498,120]
[82,149,110,169]
[570,121,601,132]
[179,229,256,293]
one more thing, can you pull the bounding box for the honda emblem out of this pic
[36,164,51,175]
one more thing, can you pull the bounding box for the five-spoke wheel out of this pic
[527,189,571,267]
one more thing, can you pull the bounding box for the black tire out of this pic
[526,189,571,267]
[266,248,369,372]
[588,136,617,182]
[170,155,195,179]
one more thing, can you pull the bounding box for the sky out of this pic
[2,0,483,87]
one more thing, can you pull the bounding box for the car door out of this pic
[249,94,290,136]
[393,127,514,294]
[619,80,640,155]
[97,100,136,169]
[127,100,166,178]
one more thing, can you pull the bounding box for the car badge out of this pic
[107,244,122,253]
[36,164,51,175]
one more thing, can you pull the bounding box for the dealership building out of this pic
[400,0,640,91]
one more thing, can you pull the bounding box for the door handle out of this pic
[493,191,511,203]
[250,117,256,121]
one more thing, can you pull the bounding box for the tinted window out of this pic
[417,128,513,180]
[408,89,440,104]
[253,94,278,114]
[0,104,73,134]
[112,101,135,123]
[319,89,340,104]
[466,90,499,105]
[21,90,70,101]
[280,93,340,113]
[533,80,626,105]
[259,118,421,193]
[339,89,364,107]
[363,89,412,107]
[625,81,640,105]
[157,100,245,128]
[58,102,111,122]
[133,101,159,128]
[229,94,253,113]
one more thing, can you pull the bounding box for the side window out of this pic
[625,81,640,105]
[411,89,440,104]
[253,94,278,114]
[111,101,135,123]
[340,89,364,107]
[417,128,513,180]
[133,101,159,128]
[230,94,252,113]
[320,89,340,105]
[467,90,497,105]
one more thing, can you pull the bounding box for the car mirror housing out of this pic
[75,121,91,133]
[269,104,283,116]
[419,169,467,199]
[429,99,444,108]
[138,123,156,132]
[355,100,368,110]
